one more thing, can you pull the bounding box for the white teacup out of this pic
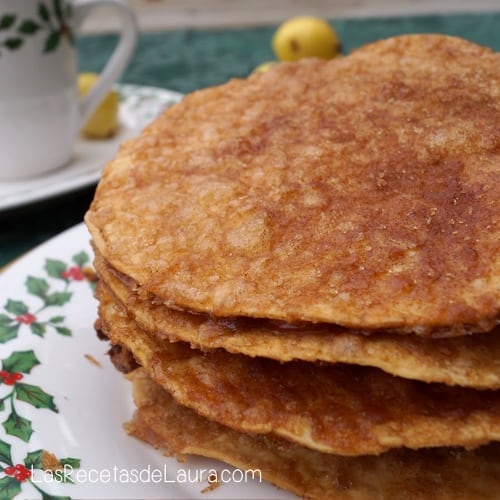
[0,0,137,179]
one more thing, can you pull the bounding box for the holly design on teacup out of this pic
[0,0,74,56]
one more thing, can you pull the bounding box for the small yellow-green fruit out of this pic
[272,16,341,62]
[78,73,119,139]
[252,61,277,74]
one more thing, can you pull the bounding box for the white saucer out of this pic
[0,84,182,212]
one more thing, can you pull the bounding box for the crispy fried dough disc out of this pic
[127,369,500,500]
[97,282,500,456]
[86,34,500,332]
[94,250,500,389]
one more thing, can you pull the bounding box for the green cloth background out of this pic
[78,13,500,93]
[2,13,499,267]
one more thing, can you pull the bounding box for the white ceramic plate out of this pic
[0,84,182,213]
[0,223,294,500]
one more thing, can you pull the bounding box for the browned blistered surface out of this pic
[86,34,500,331]
[94,249,500,389]
[127,369,500,500]
[96,281,500,456]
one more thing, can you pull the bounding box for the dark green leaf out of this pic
[38,3,51,23]
[52,458,80,483]
[72,251,89,267]
[2,350,40,374]
[23,449,44,469]
[4,37,23,50]
[51,468,75,484]
[26,276,49,298]
[65,27,75,45]
[0,323,20,344]
[0,314,12,325]
[0,14,16,30]
[55,326,71,337]
[0,475,21,499]
[43,30,60,52]
[4,299,28,315]
[49,316,64,324]
[30,322,46,337]
[60,457,80,468]
[2,411,33,442]
[40,491,71,500]
[15,383,58,412]
[53,0,64,21]
[18,20,40,35]
[0,439,12,465]
[0,400,4,412]
[45,291,72,307]
[44,258,66,279]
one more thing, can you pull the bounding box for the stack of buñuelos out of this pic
[86,34,500,500]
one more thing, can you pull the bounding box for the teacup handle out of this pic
[73,0,138,127]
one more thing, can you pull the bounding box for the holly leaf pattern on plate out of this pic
[4,300,28,316]
[15,383,58,412]
[54,326,71,336]
[0,439,12,465]
[71,252,89,268]
[0,323,19,344]
[48,316,64,324]
[23,449,44,470]
[2,350,40,374]
[26,276,50,299]
[44,292,72,308]
[2,411,33,442]
[59,458,80,469]
[38,491,71,500]
[30,322,47,337]
[0,246,91,499]
[0,475,22,499]
[44,260,67,281]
